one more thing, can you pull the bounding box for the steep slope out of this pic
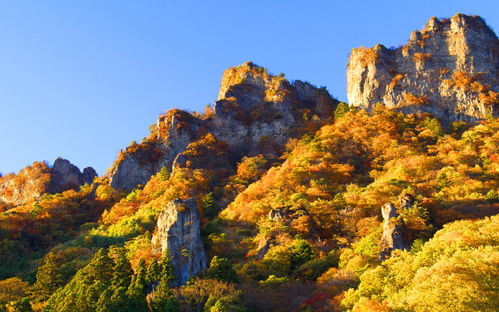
[106,62,338,191]
[1,14,498,312]
[347,13,498,122]
[0,158,97,208]
[342,215,498,311]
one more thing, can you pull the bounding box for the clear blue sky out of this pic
[0,1,497,175]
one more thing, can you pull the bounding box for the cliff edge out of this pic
[347,13,498,122]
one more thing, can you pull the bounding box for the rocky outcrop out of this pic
[107,110,206,191]
[380,202,405,260]
[212,62,337,156]
[151,198,207,285]
[47,158,97,194]
[347,14,498,122]
[0,158,97,206]
[107,62,338,191]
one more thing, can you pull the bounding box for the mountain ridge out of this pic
[0,13,497,312]
[347,13,498,122]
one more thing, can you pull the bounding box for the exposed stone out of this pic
[107,110,205,191]
[347,14,498,123]
[213,62,337,156]
[255,236,273,260]
[380,202,405,260]
[268,209,284,221]
[0,158,97,206]
[399,193,415,210]
[151,198,207,285]
[82,167,98,184]
[47,158,97,194]
[107,62,338,191]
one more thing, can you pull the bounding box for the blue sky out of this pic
[0,1,497,175]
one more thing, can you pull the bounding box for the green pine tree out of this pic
[125,282,149,312]
[147,259,161,286]
[111,249,133,289]
[9,298,34,312]
[150,278,178,312]
[334,102,350,120]
[160,251,176,285]
[88,248,114,283]
[206,256,238,283]
[33,253,64,299]
[95,288,114,312]
[202,192,217,218]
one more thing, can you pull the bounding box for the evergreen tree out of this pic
[33,253,64,299]
[290,240,314,270]
[159,251,176,285]
[334,101,350,120]
[150,278,178,312]
[111,249,133,289]
[131,258,148,293]
[206,257,238,283]
[125,282,149,312]
[43,249,116,312]
[83,281,107,312]
[424,117,444,137]
[9,298,33,312]
[146,259,161,286]
[97,286,135,312]
[95,288,113,312]
[125,259,149,312]
[88,248,114,283]
[202,192,217,218]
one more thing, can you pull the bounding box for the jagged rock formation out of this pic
[151,198,207,285]
[380,202,405,260]
[347,13,498,122]
[212,62,336,156]
[0,158,97,206]
[107,62,338,191]
[47,158,97,194]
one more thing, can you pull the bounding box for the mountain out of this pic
[0,13,498,312]
[106,61,338,191]
[347,13,498,122]
[0,158,96,208]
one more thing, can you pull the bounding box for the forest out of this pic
[0,103,497,311]
[0,12,498,312]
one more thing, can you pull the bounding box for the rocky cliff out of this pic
[347,13,498,122]
[107,62,338,191]
[151,198,207,285]
[212,62,336,156]
[380,202,405,260]
[0,158,97,206]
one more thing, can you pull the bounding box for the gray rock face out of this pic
[47,158,97,194]
[399,193,415,210]
[380,202,405,260]
[347,14,498,122]
[107,110,205,191]
[151,198,207,285]
[82,167,98,184]
[213,62,337,156]
[107,62,338,191]
[0,158,97,206]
